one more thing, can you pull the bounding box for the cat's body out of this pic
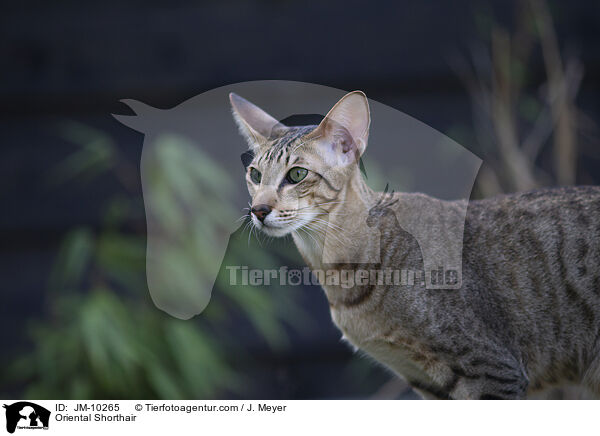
[229,91,600,399]
[305,184,600,399]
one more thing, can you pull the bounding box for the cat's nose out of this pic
[251,204,272,222]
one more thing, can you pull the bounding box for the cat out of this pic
[229,90,600,399]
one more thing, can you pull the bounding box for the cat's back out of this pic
[463,186,600,277]
[466,185,600,220]
[462,186,600,391]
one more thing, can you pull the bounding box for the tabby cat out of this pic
[230,90,600,399]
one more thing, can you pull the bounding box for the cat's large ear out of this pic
[307,91,370,167]
[229,93,285,150]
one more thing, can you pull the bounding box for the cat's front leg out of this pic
[404,342,530,399]
[445,362,530,399]
[408,369,529,399]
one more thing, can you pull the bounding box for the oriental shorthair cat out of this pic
[230,90,600,399]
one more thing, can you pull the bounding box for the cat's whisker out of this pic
[247,220,257,247]
[306,227,344,250]
[293,228,313,249]
[292,229,304,244]
[241,217,254,234]
[296,200,347,211]
[307,223,339,242]
[255,225,267,247]
[316,220,348,243]
[295,209,350,215]
[306,221,347,247]
[311,217,346,233]
[298,226,321,248]
[312,223,346,245]
[294,212,342,218]
[313,200,347,208]
[306,217,348,240]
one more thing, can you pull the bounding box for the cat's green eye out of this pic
[250,168,262,184]
[287,167,308,184]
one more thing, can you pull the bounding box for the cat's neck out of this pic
[292,170,377,270]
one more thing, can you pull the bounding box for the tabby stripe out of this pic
[315,173,341,193]
[451,366,481,380]
[496,387,522,397]
[565,281,596,328]
[469,358,517,373]
[429,345,472,357]
[341,283,377,307]
[593,276,600,297]
[556,215,568,284]
[443,373,460,393]
[483,373,521,384]
[522,227,547,297]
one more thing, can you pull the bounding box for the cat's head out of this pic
[230,91,370,237]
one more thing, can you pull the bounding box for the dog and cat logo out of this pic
[3,402,50,433]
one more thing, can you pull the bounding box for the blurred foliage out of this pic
[5,121,306,399]
[453,0,594,197]
[451,0,597,399]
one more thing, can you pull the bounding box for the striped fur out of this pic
[231,91,600,399]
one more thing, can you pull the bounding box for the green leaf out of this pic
[48,228,94,292]
[48,121,116,185]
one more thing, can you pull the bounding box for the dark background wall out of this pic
[2,0,600,398]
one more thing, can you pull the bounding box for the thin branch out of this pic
[530,0,579,185]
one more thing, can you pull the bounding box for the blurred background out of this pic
[1,0,600,400]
